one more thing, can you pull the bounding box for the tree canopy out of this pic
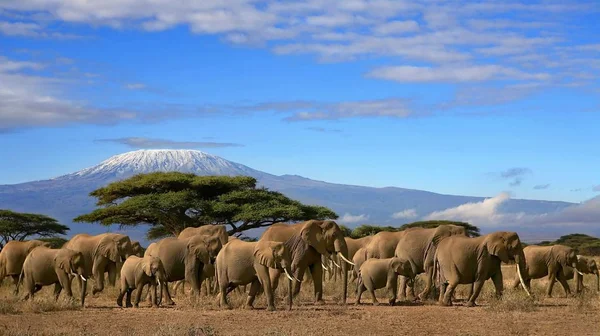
[399,220,481,237]
[538,233,600,256]
[341,221,480,239]
[74,172,338,240]
[0,210,69,249]
[38,237,69,248]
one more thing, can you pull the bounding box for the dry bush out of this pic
[148,325,218,336]
[484,289,538,312]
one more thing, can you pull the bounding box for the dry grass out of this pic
[0,260,599,335]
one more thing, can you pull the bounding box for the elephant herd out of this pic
[0,221,598,312]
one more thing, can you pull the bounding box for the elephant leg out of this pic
[117,286,126,307]
[556,272,571,297]
[11,275,20,295]
[219,282,234,309]
[369,287,379,306]
[134,284,144,308]
[418,267,434,301]
[125,288,133,308]
[466,280,486,307]
[92,272,105,295]
[53,283,62,300]
[256,265,275,311]
[387,275,398,306]
[107,263,117,287]
[440,282,457,306]
[546,271,557,297]
[163,282,175,305]
[290,267,305,298]
[245,279,261,310]
[356,283,365,305]
[397,276,408,301]
[172,280,181,297]
[309,263,325,305]
[57,271,73,299]
[269,268,283,292]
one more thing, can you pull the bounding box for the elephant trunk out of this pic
[334,235,349,304]
[573,261,582,293]
[80,276,87,307]
[287,273,293,311]
[595,272,599,292]
[514,251,531,296]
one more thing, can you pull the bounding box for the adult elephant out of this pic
[178,224,229,244]
[345,236,373,282]
[394,225,468,300]
[173,225,229,296]
[260,220,354,304]
[216,238,298,311]
[63,233,125,295]
[563,256,599,293]
[435,231,530,307]
[0,240,50,293]
[144,235,221,305]
[19,246,88,306]
[510,244,581,297]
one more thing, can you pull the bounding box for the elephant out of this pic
[510,244,581,297]
[172,225,229,296]
[344,236,373,282]
[0,239,50,293]
[260,220,354,304]
[356,257,415,306]
[63,233,125,295]
[352,247,368,288]
[144,235,222,305]
[563,256,599,293]
[131,241,145,257]
[435,231,530,307]
[394,225,468,300]
[177,224,229,244]
[216,238,299,311]
[19,246,88,306]
[117,255,166,308]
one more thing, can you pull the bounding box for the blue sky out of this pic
[1,0,599,204]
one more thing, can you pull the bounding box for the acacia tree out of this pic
[0,210,69,249]
[399,220,481,237]
[74,172,338,239]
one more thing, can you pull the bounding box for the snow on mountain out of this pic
[58,149,266,181]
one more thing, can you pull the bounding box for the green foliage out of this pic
[399,220,481,237]
[0,210,69,249]
[38,237,69,248]
[350,224,400,238]
[537,234,600,256]
[343,220,481,239]
[74,172,338,240]
[338,224,353,237]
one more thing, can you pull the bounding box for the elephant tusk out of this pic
[322,262,329,271]
[576,270,584,276]
[80,275,87,282]
[338,252,355,266]
[283,268,297,282]
[516,263,531,297]
[157,279,161,286]
[329,256,341,269]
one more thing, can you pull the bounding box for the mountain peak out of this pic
[57,149,262,181]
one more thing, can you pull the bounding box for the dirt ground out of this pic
[1,265,599,336]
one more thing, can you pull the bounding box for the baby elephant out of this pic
[20,246,88,306]
[356,257,414,306]
[117,255,166,308]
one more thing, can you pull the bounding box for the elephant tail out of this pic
[0,256,6,281]
[16,267,25,293]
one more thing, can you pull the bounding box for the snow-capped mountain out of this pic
[58,149,268,181]
[0,149,578,243]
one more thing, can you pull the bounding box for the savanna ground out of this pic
[1,260,599,336]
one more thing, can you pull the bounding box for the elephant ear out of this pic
[54,251,72,273]
[488,238,510,263]
[300,220,328,255]
[95,237,120,263]
[253,241,280,269]
[141,258,153,277]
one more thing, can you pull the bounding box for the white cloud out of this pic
[125,83,146,90]
[367,65,550,83]
[339,213,369,224]
[95,137,243,149]
[424,192,513,225]
[391,209,417,219]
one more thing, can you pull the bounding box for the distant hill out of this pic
[0,149,574,244]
